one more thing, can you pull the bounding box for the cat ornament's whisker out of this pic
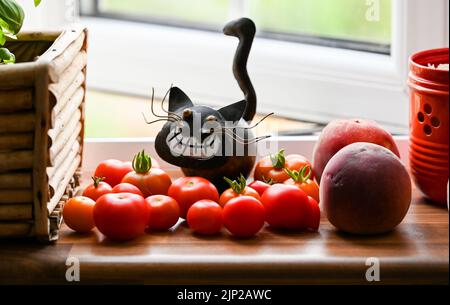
[221,112,274,130]
[148,87,181,121]
[223,129,271,145]
[142,112,176,125]
[160,84,182,120]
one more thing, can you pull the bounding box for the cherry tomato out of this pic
[248,180,272,197]
[254,150,313,183]
[168,177,220,219]
[306,196,321,232]
[283,166,320,203]
[187,200,223,235]
[219,175,260,207]
[223,196,265,238]
[63,196,96,233]
[94,159,133,187]
[94,193,148,240]
[82,177,113,201]
[121,150,172,197]
[112,183,144,197]
[123,168,171,197]
[261,184,310,230]
[146,195,180,230]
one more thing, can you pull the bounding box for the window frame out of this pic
[77,0,448,134]
[83,0,392,54]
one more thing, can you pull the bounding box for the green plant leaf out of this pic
[0,29,5,45]
[3,31,15,39]
[0,0,25,35]
[0,47,16,63]
[34,0,41,7]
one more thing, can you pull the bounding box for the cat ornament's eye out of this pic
[183,108,193,119]
[206,115,218,122]
[203,115,219,134]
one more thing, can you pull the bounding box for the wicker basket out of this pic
[0,25,87,242]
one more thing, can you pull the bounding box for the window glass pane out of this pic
[99,0,231,27]
[94,0,392,52]
[247,0,391,45]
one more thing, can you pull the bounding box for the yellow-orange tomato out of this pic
[63,196,96,233]
[284,178,320,203]
[121,150,172,197]
[284,166,320,203]
[254,150,313,183]
[122,168,172,197]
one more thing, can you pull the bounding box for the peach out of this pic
[313,119,400,183]
[321,142,411,235]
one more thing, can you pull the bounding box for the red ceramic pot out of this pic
[408,48,449,205]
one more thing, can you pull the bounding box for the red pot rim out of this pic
[409,48,449,85]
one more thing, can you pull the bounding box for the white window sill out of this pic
[82,136,410,173]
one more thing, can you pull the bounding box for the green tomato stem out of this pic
[91,176,105,188]
[132,150,152,174]
[284,165,312,183]
[270,149,286,169]
[224,174,247,194]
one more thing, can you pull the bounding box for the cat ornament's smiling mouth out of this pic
[165,122,222,160]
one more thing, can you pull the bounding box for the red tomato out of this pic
[223,196,265,238]
[254,150,313,183]
[63,196,96,233]
[306,196,321,232]
[112,183,144,197]
[219,175,260,207]
[168,177,220,219]
[283,166,320,203]
[94,193,148,240]
[121,150,172,197]
[94,159,133,187]
[146,195,180,230]
[261,184,310,230]
[187,200,223,235]
[248,180,271,197]
[82,177,113,201]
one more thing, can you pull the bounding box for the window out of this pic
[86,0,392,54]
[75,0,448,135]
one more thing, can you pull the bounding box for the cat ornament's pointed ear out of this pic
[168,87,194,112]
[218,100,247,122]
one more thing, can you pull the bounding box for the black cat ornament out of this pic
[152,18,271,191]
